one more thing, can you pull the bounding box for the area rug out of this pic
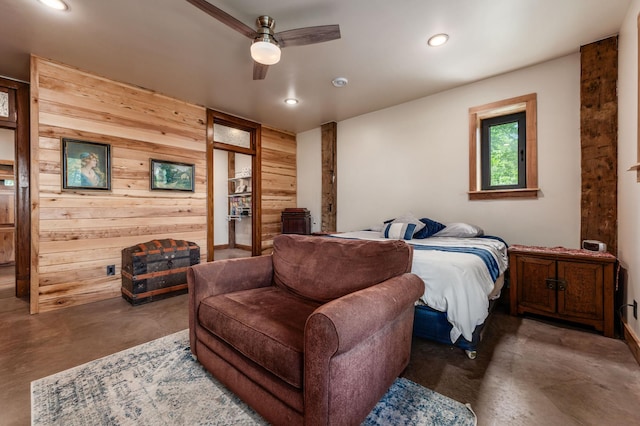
[31,330,477,425]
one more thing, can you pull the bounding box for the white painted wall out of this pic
[297,127,322,232]
[618,0,640,337]
[213,149,229,245]
[298,54,581,248]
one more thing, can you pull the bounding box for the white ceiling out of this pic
[0,0,631,133]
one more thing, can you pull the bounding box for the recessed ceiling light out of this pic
[38,0,69,11]
[284,98,299,105]
[331,77,348,88]
[427,33,449,47]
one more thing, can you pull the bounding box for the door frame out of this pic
[0,77,30,298]
[206,109,261,260]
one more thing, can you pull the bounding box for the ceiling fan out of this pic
[185,0,341,80]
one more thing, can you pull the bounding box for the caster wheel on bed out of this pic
[465,350,477,360]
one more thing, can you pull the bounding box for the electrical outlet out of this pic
[634,300,638,320]
[106,265,115,276]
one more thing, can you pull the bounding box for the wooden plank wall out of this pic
[260,126,296,253]
[30,57,207,313]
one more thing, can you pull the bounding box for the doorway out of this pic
[0,128,15,295]
[0,78,29,302]
[207,109,261,261]
[213,150,253,260]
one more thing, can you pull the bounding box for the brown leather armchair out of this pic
[188,234,424,425]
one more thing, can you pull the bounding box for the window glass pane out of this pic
[0,91,8,118]
[214,123,251,149]
[489,121,519,186]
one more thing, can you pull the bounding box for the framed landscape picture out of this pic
[150,159,195,192]
[62,138,111,190]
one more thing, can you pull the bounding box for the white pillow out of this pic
[369,222,385,232]
[433,222,484,238]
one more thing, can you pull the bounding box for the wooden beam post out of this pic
[580,37,618,254]
[321,122,337,233]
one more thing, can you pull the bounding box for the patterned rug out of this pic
[31,330,477,425]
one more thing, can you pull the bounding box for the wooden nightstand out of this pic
[508,245,617,337]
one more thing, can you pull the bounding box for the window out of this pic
[468,93,538,200]
[480,111,526,190]
[213,123,251,149]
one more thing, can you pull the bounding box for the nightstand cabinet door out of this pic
[509,246,616,338]
[516,255,557,314]
[557,261,603,321]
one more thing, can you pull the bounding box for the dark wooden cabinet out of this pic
[281,208,311,235]
[509,245,616,337]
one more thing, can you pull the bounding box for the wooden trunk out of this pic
[121,239,200,305]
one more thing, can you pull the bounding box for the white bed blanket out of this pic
[331,231,509,342]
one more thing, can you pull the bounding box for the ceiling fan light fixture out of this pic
[38,0,68,11]
[251,38,281,65]
[427,33,449,47]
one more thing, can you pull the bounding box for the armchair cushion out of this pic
[272,234,413,302]
[199,286,320,388]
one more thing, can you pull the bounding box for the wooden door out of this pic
[0,188,15,264]
[557,260,603,321]
[516,255,557,314]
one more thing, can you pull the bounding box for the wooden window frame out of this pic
[468,93,539,200]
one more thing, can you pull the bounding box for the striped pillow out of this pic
[383,222,417,240]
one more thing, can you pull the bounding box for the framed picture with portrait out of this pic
[150,159,195,192]
[62,138,111,190]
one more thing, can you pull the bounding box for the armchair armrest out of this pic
[303,273,424,425]
[188,255,274,354]
[305,273,424,356]
[188,255,274,299]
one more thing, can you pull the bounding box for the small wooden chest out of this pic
[121,239,200,305]
[281,208,311,235]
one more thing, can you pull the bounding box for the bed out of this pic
[331,220,509,359]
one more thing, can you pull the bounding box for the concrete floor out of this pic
[1,286,638,426]
[213,247,252,260]
[0,289,188,426]
[404,304,640,425]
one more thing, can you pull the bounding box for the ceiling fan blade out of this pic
[274,25,341,48]
[253,62,269,80]
[185,0,256,39]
